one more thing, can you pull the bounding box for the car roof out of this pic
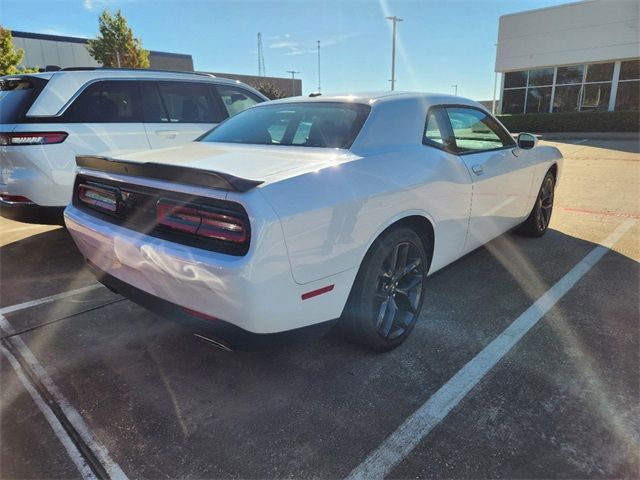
[21,69,264,117]
[261,91,484,109]
[255,91,493,154]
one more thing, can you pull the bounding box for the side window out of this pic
[141,82,169,123]
[445,107,515,153]
[63,81,142,123]
[423,107,453,150]
[156,81,225,123]
[216,86,262,117]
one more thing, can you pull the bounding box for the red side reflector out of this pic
[0,132,68,146]
[1,194,33,203]
[182,307,218,322]
[301,284,335,300]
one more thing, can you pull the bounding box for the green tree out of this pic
[252,81,288,100]
[0,27,38,75]
[87,10,150,69]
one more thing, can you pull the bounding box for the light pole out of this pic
[491,43,498,114]
[286,70,300,96]
[317,40,321,93]
[451,84,458,96]
[386,15,403,91]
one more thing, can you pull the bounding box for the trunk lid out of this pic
[104,141,358,187]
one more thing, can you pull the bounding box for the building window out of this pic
[553,85,581,112]
[616,60,640,111]
[619,60,640,81]
[504,71,527,88]
[615,81,639,110]
[528,68,554,86]
[556,65,584,84]
[502,88,526,114]
[526,87,552,113]
[585,63,614,83]
[581,83,611,111]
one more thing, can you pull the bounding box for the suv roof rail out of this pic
[58,67,217,78]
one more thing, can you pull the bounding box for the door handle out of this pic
[472,164,484,175]
[155,130,178,139]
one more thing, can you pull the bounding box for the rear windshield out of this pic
[199,102,370,149]
[0,76,47,124]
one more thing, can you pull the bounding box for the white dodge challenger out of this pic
[64,92,562,351]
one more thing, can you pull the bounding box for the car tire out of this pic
[517,171,555,238]
[340,227,429,352]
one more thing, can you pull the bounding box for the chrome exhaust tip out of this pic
[193,333,233,352]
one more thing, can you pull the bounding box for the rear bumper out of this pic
[0,200,64,224]
[64,204,354,336]
[89,262,336,350]
[0,143,74,207]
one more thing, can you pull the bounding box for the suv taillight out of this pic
[0,132,68,146]
[156,199,248,243]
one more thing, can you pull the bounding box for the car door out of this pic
[53,80,151,202]
[443,106,534,251]
[60,80,151,155]
[143,81,226,149]
[420,106,474,270]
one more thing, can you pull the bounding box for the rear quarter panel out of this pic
[260,145,473,285]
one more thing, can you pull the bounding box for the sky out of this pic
[2,0,579,100]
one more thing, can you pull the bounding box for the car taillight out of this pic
[77,183,119,213]
[156,200,247,243]
[0,132,68,146]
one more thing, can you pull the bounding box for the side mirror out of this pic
[517,132,538,150]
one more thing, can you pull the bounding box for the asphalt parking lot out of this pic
[1,138,638,479]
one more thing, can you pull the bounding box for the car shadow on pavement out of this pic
[1,224,638,478]
[0,227,98,309]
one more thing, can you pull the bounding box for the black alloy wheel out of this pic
[375,241,424,340]
[517,170,556,237]
[340,226,430,351]
[537,174,554,231]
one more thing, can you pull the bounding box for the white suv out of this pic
[0,68,268,223]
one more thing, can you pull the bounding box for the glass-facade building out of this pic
[501,59,640,114]
[495,1,639,115]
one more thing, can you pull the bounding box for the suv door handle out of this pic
[472,164,484,175]
[155,130,178,139]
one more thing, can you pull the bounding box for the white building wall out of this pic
[496,0,640,72]
[14,37,99,70]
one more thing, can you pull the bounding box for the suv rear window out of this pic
[0,76,48,124]
[200,102,370,149]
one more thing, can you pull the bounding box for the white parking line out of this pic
[0,345,97,479]
[0,315,128,480]
[0,284,103,316]
[346,218,636,480]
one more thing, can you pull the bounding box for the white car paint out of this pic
[64,92,563,337]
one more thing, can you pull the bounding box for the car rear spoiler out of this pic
[76,155,264,193]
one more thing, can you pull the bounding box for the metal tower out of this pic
[257,32,266,77]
